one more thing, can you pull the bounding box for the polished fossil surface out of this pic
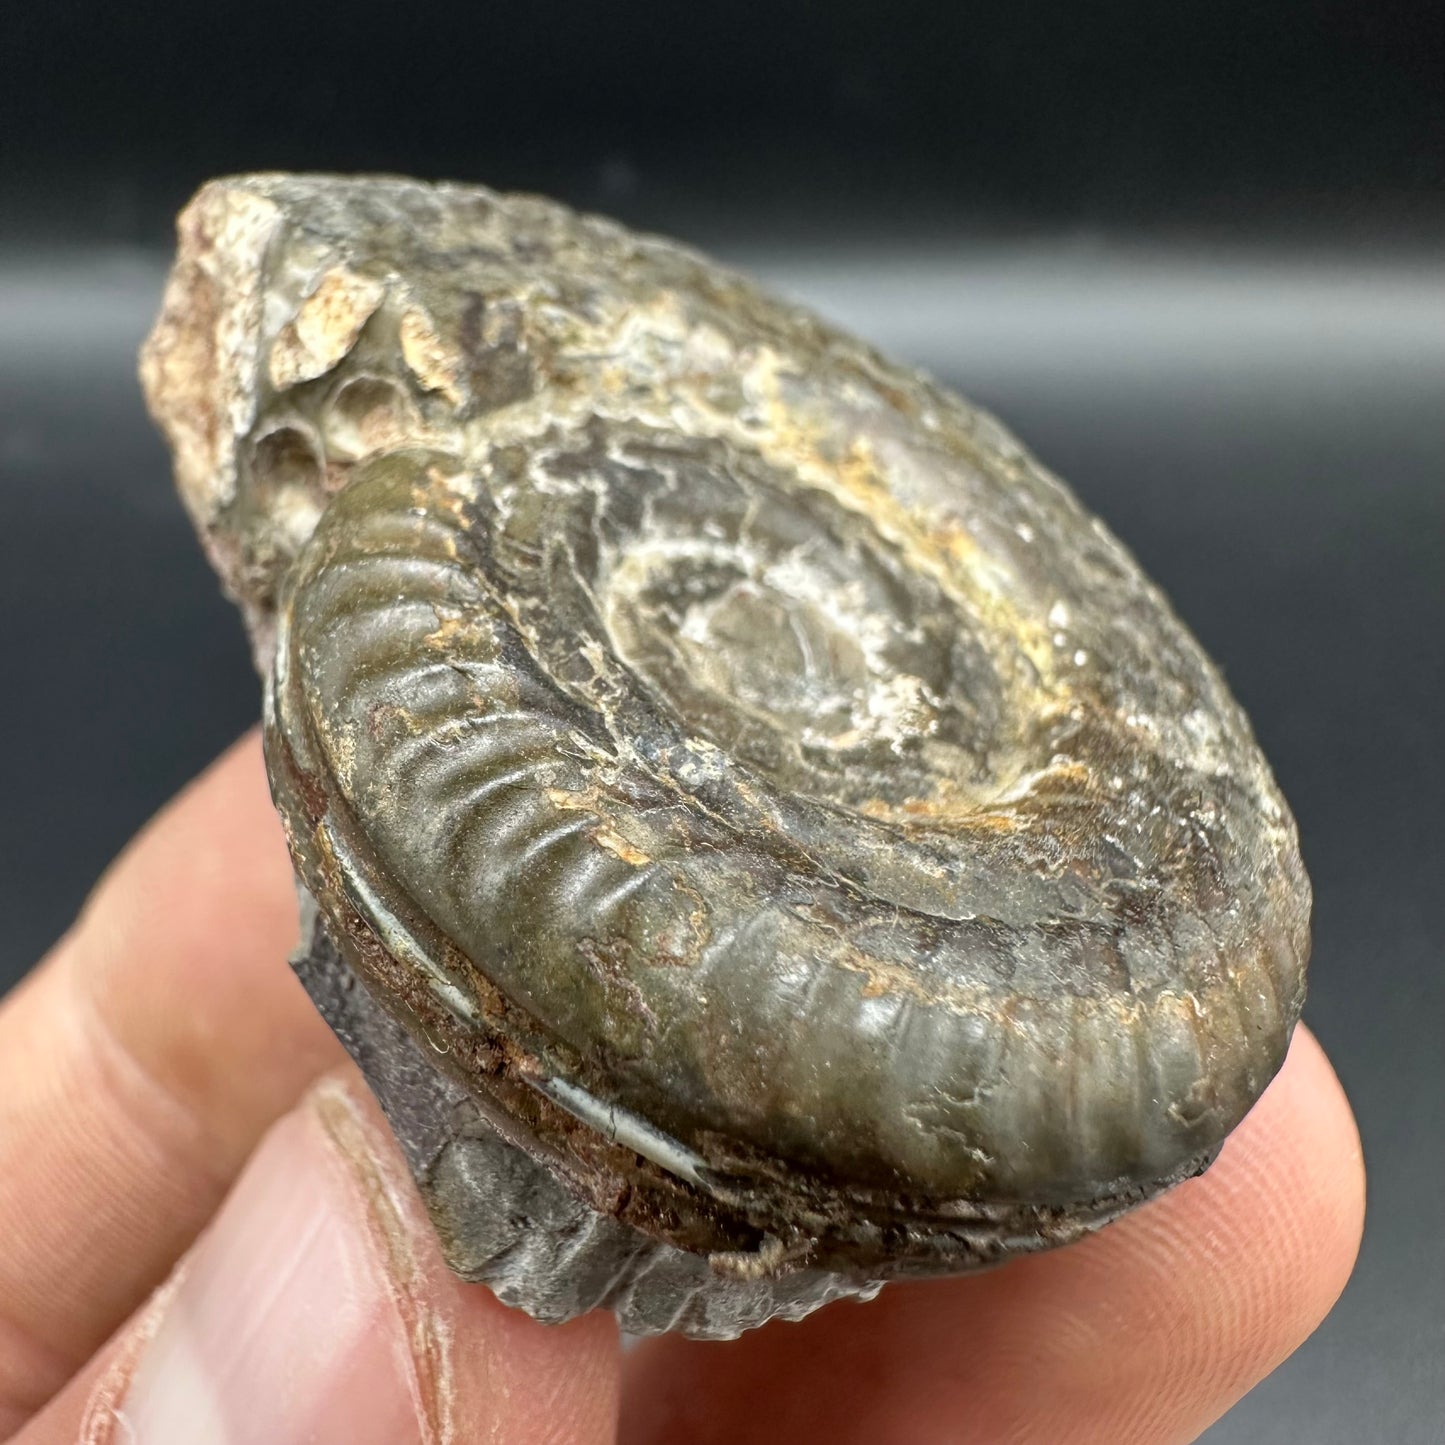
[141,173,1310,1334]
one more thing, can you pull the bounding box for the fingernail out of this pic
[115,1078,429,1444]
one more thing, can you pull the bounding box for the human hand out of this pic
[0,734,1363,1443]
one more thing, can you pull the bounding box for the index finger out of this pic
[0,732,344,1431]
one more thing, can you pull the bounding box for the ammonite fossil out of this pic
[141,174,1310,1338]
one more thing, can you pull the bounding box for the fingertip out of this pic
[944,1020,1366,1442]
[1179,1022,1365,1374]
[622,1023,1365,1445]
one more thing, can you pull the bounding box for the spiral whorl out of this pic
[145,173,1310,1300]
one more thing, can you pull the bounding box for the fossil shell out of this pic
[141,174,1310,1336]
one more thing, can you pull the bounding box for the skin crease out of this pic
[0,733,1363,1443]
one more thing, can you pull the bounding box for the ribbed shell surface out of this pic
[144,174,1310,1266]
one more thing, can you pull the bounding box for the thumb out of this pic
[19,1069,620,1445]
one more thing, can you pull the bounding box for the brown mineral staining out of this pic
[144,174,1310,1318]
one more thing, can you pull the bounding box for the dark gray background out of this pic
[2,2,1441,1439]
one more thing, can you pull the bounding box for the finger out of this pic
[13,1068,621,1445]
[0,732,345,1429]
[622,1024,1364,1445]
